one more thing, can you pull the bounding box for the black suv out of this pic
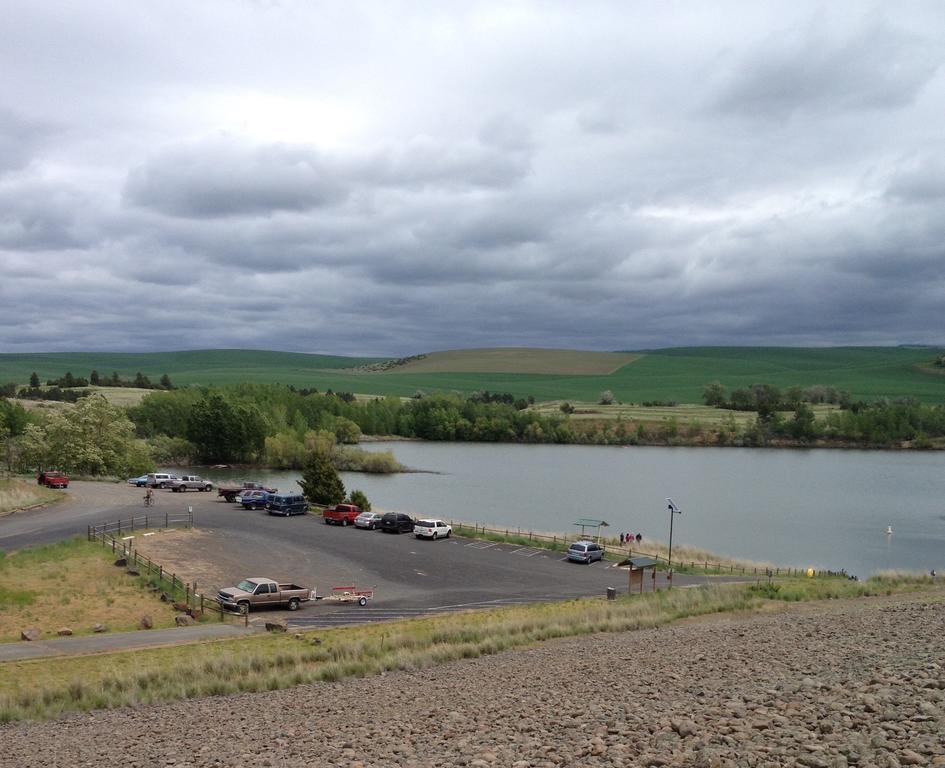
[380,512,414,534]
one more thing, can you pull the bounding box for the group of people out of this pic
[619,531,642,546]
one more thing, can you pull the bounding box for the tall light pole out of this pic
[666,498,682,575]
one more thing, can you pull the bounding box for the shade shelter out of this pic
[618,555,659,593]
[573,518,609,543]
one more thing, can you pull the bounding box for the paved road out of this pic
[0,481,746,655]
[0,623,261,662]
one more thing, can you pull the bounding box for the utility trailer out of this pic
[317,585,375,607]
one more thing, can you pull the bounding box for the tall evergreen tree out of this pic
[298,450,345,506]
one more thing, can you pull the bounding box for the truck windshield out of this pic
[236,580,257,592]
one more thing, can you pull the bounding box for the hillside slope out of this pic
[0,346,943,403]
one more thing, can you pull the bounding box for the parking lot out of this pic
[2,482,719,628]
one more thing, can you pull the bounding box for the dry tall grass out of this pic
[0,478,64,516]
[1,576,938,722]
[0,538,178,642]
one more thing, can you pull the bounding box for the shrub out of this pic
[348,489,371,511]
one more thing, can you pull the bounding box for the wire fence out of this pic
[449,521,844,578]
[87,511,241,624]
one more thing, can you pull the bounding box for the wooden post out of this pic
[165,512,168,528]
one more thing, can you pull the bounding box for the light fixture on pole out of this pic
[666,498,682,574]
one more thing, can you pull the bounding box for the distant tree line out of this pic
[126,383,568,464]
[35,370,176,390]
[703,381,851,414]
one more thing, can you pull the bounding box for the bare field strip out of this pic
[383,348,640,375]
[535,402,839,425]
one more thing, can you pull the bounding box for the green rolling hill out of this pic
[1,347,943,404]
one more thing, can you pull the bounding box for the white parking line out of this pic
[465,541,498,550]
[510,547,543,557]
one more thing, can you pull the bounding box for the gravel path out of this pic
[3,590,944,767]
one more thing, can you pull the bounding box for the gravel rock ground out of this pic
[2,592,944,767]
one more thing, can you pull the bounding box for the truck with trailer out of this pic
[216,577,314,614]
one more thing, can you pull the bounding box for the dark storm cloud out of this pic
[124,141,348,218]
[885,160,945,203]
[0,181,98,251]
[710,21,940,118]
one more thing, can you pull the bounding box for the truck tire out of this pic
[342,519,348,527]
[237,601,249,615]
[288,598,300,611]
[358,596,367,606]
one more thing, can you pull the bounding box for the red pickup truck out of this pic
[323,503,362,526]
[37,471,70,489]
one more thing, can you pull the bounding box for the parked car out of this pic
[380,512,415,534]
[216,577,314,614]
[414,519,452,540]
[145,472,178,489]
[37,470,69,489]
[218,481,278,502]
[267,493,309,516]
[239,490,271,510]
[127,475,149,487]
[168,475,213,492]
[323,503,362,526]
[354,511,384,530]
[567,540,605,564]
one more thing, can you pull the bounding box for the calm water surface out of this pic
[196,443,945,578]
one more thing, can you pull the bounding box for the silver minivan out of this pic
[567,540,605,564]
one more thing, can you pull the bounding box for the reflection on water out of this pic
[183,443,945,578]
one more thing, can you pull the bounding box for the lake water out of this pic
[194,443,945,578]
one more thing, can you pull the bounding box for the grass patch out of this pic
[0,478,65,516]
[450,523,782,575]
[0,537,179,642]
[0,575,938,722]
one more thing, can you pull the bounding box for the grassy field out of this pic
[0,575,937,721]
[388,348,638,374]
[0,478,64,516]
[1,346,943,403]
[0,538,179,643]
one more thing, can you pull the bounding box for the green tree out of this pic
[703,381,727,407]
[159,373,173,390]
[29,371,40,388]
[298,450,345,506]
[90,370,101,386]
[186,393,266,463]
[599,390,615,405]
[18,394,150,476]
[348,489,371,511]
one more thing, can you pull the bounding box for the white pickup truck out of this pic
[169,475,213,492]
[216,577,314,613]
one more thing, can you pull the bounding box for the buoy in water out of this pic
[886,525,893,535]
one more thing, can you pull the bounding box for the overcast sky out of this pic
[2,1,944,356]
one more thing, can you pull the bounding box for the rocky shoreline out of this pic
[2,591,944,767]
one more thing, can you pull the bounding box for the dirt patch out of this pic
[133,529,237,594]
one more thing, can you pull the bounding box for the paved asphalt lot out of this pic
[1,481,735,630]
